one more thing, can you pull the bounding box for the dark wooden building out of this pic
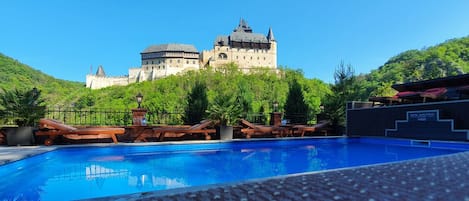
[347,74,469,141]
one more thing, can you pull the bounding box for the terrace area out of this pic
[348,73,469,141]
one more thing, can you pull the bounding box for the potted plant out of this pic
[0,88,45,145]
[206,93,242,140]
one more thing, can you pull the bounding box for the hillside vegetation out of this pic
[0,53,84,105]
[361,36,469,98]
[77,65,330,117]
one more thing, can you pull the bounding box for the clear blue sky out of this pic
[2,0,469,83]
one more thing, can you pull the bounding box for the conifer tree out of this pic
[183,81,208,124]
[284,79,309,124]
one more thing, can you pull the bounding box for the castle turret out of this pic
[96,65,106,77]
[234,18,253,33]
[267,27,275,42]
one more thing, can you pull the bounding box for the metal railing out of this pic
[45,108,133,126]
[1,107,313,126]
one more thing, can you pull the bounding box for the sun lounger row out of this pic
[34,118,331,145]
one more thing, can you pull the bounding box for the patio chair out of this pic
[239,119,287,138]
[36,118,125,146]
[148,120,215,142]
[395,91,423,104]
[420,87,447,102]
[292,120,331,137]
[368,96,401,106]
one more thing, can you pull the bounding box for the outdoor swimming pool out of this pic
[0,137,468,200]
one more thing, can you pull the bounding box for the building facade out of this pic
[130,44,200,83]
[86,19,277,89]
[201,19,277,71]
[86,44,200,89]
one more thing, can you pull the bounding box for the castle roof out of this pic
[214,19,272,46]
[267,27,275,41]
[96,65,106,77]
[142,44,198,54]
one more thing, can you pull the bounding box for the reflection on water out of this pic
[0,139,461,200]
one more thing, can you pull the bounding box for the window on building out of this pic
[218,53,228,60]
[178,59,180,63]
[193,60,195,64]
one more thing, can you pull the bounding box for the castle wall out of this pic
[86,75,129,89]
[202,41,277,69]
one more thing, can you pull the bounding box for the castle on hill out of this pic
[86,19,277,89]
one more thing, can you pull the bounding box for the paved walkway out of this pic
[0,146,56,165]
[85,151,469,201]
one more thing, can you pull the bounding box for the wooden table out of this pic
[126,126,160,142]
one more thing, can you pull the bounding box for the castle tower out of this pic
[267,27,277,68]
[201,19,277,70]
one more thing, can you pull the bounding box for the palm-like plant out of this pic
[0,88,45,126]
[206,93,243,126]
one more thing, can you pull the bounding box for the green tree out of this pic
[323,62,360,132]
[183,81,208,124]
[284,79,309,124]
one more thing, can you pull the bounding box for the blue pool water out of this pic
[0,137,467,200]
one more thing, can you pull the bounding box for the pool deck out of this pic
[83,151,469,201]
[0,146,56,165]
[1,140,469,201]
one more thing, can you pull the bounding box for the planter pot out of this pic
[217,125,233,140]
[6,126,35,146]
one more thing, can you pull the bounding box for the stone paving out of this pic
[85,151,469,201]
[0,146,55,165]
[2,142,469,201]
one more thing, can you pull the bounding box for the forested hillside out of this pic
[76,65,330,117]
[0,53,84,105]
[360,36,469,98]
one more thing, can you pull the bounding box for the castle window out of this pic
[218,53,227,60]
[178,59,180,63]
[193,60,195,64]
[151,61,154,64]
[243,56,245,60]
[186,60,189,64]
[250,56,252,60]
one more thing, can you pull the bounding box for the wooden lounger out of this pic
[239,119,286,138]
[36,118,125,145]
[146,120,215,142]
[292,120,331,137]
